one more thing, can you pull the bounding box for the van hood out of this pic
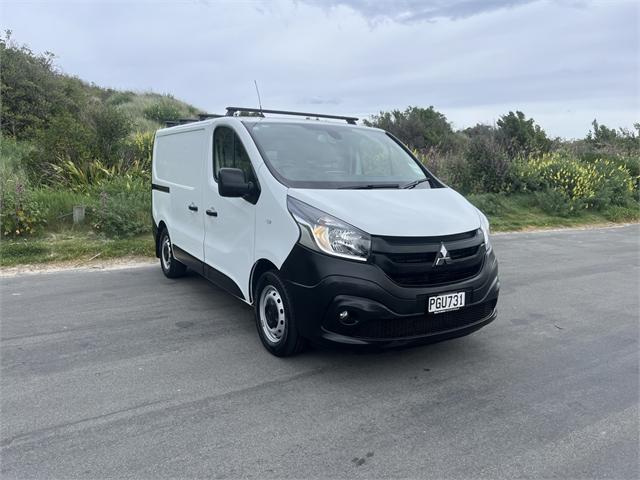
[288,187,481,237]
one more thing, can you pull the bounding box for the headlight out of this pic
[287,196,371,261]
[477,210,492,253]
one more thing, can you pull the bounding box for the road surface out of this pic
[1,225,638,479]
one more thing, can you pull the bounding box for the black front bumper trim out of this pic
[279,244,500,347]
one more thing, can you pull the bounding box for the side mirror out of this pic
[218,168,253,197]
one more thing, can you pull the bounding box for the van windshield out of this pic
[244,121,431,189]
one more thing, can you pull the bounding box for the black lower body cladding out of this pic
[279,244,499,348]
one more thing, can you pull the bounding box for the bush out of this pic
[25,113,96,184]
[365,106,459,152]
[603,204,640,222]
[0,180,47,237]
[466,193,506,216]
[533,189,573,216]
[106,91,135,106]
[92,105,131,163]
[414,148,469,189]
[0,137,32,178]
[515,152,635,214]
[497,111,551,158]
[143,99,184,123]
[463,132,513,193]
[123,131,154,170]
[89,177,150,238]
[590,159,636,208]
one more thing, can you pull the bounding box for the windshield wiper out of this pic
[338,183,400,190]
[401,178,430,189]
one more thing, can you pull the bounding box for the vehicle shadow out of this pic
[170,269,489,375]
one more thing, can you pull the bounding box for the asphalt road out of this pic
[1,225,638,479]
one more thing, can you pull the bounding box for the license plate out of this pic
[428,292,466,314]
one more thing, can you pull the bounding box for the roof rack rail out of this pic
[164,113,225,128]
[198,113,224,120]
[225,106,358,125]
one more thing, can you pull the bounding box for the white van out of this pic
[152,108,499,356]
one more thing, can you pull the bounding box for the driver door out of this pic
[203,124,257,300]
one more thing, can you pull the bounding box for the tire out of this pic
[159,229,187,278]
[254,271,306,357]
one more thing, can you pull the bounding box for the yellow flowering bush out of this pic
[515,152,635,213]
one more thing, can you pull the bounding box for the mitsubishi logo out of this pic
[433,243,451,267]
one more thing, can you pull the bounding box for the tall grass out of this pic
[110,92,200,132]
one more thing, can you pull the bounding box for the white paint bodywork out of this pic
[152,127,206,259]
[288,187,480,237]
[152,117,483,305]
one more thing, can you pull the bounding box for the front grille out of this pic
[391,263,483,286]
[371,229,485,287]
[352,300,497,340]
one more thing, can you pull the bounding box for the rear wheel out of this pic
[255,271,306,357]
[159,229,187,278]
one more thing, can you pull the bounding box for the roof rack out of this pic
[163,118,199,127]
[163,113,224,128]
[198,113,224,120]
[225,106,358,125]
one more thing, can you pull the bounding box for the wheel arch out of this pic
[155,220,168,258]
[250,258,279,304]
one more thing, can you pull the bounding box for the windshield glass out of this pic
[244,121,430,189]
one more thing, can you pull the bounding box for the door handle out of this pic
[188,203,198,212]
[206,208,218,217]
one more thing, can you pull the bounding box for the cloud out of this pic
[298,0,540,23]
[303,96,343,105]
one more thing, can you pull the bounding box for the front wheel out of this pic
[159,229,187,278]
[255,271,306,357]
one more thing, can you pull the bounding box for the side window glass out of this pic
[213,126,255,182]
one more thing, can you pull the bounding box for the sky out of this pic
[1,0,638,138]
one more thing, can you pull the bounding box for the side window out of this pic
[213,126,254,181]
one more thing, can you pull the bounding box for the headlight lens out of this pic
[478,210,492,253]
[287,196,371,261]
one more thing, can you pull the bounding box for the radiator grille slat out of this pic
[371,229,485,287]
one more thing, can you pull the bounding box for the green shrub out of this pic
[466,193,506,216]
[533,189,573,216]
[0,137,32,178]
[414,149,467,188]
[0,180,47,237]
[106,91,135,106]
[89,177,150,238]
[463,133,513,193]
[515,152,635,213]
[123,131,154,170]
[497,111,551,158]
[603,204,640,222]
[143,99,184,123]
[365,106,458,151]
[599,155,639,191]
[92,105,132,163]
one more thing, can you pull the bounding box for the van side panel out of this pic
[252,163,300,299]
[153,128,206,261]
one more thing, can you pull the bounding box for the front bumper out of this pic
[279,245,499,347]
